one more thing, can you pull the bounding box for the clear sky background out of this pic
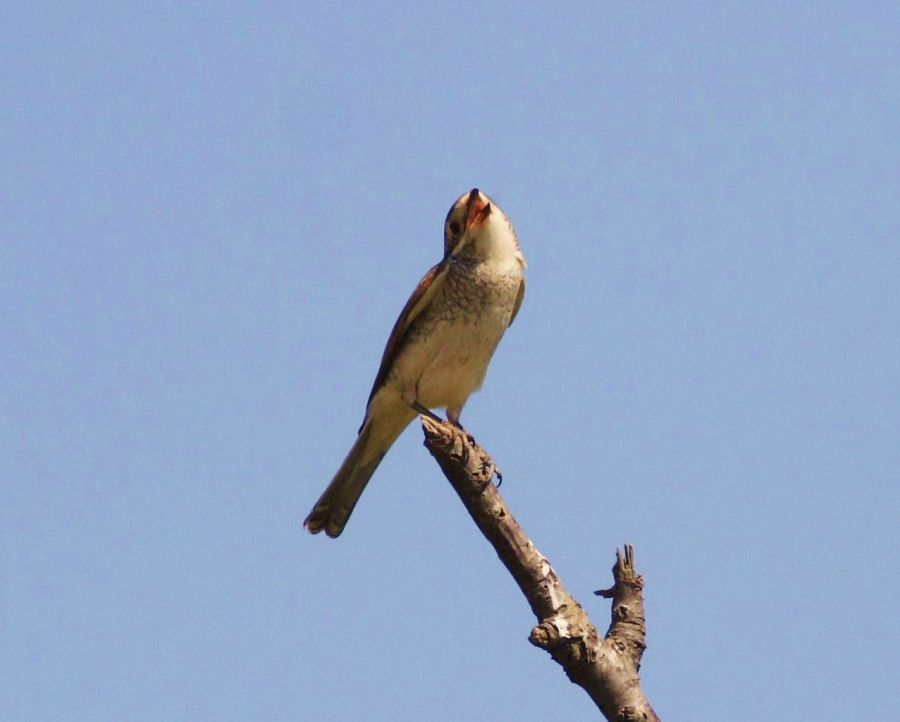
[2,3,898,721]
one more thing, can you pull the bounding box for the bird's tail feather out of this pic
[304,412,408,538]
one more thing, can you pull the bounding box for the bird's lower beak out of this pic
[466,189,492,228]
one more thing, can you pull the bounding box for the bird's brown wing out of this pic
[363,259,449,421]
[508,277,526,326]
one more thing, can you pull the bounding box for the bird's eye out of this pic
[449,221,461,236]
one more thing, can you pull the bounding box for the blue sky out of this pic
[3,3,898,720]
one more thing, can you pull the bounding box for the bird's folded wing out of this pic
[508,278,526,327]
[363,260,449,418]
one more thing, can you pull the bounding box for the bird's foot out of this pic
[447,415,466,432]
[489,459,503,487]
[447,419,503,488]
[447,415,480,446]
[478,451,503,488]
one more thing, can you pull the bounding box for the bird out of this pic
[304,188,526,538]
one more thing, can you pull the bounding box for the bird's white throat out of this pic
[470,212,525,270]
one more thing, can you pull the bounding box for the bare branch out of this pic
[421,416,660,721]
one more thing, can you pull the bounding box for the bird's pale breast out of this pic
[389,257,522,413]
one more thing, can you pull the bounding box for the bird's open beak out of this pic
[466,188,492,229]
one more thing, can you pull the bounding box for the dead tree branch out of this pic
[420,416,660,721]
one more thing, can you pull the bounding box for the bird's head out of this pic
[443,188,522,264]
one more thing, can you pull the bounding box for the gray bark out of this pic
[421,417,660,721]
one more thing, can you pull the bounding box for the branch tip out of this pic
[419,423,659,721]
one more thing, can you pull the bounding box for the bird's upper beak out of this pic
[466,188,492,229]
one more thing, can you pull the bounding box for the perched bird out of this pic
[304,189,526,538]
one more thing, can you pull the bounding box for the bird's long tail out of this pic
[304,411,410,538]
